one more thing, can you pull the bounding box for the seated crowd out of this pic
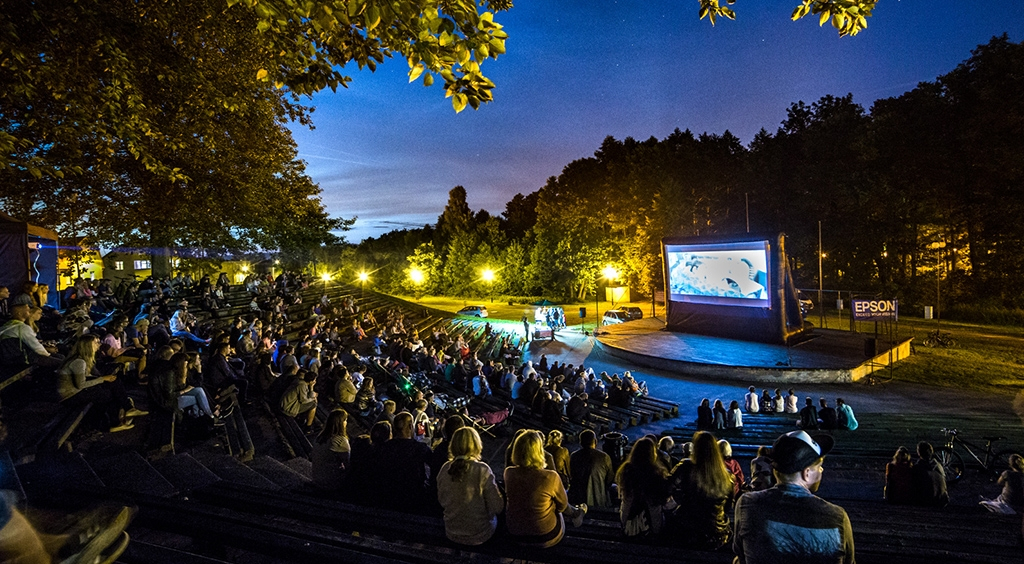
[695,386,859,431]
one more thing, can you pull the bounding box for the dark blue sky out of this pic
[290,1,1024,243]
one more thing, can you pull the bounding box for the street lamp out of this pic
[320,272,331,294]
[481,268,495,303]
[595,266,618,336]
[358,271,368,298]
[409,268,424,300]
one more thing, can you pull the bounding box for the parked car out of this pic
[797,292,814,317]
[602,310,629,325]
[457,305,489,318]
[618,306,644,321]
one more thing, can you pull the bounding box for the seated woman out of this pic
[884,446,914,504]
[712,399,727,429]
[616,437,670,537]
[505,430,586,548]
[57,335,145,432]
[749,445,775,491]
[726,400,743,429]
[544,430,571,489]
[311,409,351,491]
[667,431,733,550]
[354,376,380,416]
[718,440,744,501]
[437,427,504,545]
[979,453,1024,514]
[696,398,714,430]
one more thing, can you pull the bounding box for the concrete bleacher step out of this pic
[149,452,222,494]
[190,452,282,491]
[119,537,235,564]
[88,450,178,497]
[282,456,312,479]
[17,451,104,499]
[246,455,310,490]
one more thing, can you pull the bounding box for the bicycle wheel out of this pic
[922,337,937,348]
[935,447,964,483]
[989,449,1016,476]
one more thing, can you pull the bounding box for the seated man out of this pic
[910,441,948,507]
[818,398,838,430]
[0,302,62,374]
[733,430,854,564]
[566,393,590,424]
[798,397,819,430]
[568,429,614,508]
[378,411,433,513]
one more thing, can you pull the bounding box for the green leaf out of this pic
[409,63,425,83]
[819,10,830,26]
[452,93,468,113]
[423,73,434,86]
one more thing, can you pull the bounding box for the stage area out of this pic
[595,318,911,384]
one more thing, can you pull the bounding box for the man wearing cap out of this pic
[733,430,854,564]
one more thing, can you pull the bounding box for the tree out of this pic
[1,0,510,264]
[698,0,877,37]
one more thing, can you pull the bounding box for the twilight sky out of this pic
[289,1,1024,243]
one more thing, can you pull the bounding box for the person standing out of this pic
[521,314,530,342]
[568,430,614,509]
[733,430,854,564]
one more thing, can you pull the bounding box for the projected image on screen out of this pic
[666,242,770,308]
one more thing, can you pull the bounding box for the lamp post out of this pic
[595,266,618,337]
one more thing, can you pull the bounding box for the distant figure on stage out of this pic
[522,315,530,342]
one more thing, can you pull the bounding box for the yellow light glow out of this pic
[481,268,495,283]
[320,273,332,282]
[602,266,618,281]
[409,268,424,284]
[241,265,249,273]
[358,271,369,282]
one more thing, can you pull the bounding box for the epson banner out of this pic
[852,299,898,321]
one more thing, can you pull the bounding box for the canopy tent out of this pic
[0,212,60,308]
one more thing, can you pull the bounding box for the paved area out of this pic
[512,323,1024,441]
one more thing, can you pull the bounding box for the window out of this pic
[113,261,124,271]
[134,260,151,270]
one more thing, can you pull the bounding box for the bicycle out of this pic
[922,329,957,348]
[935,428,1015,483]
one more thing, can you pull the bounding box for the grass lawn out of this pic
[392,294,1024,396]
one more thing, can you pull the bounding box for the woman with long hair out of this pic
[880,445,913,503]
[979,453,1024,514]
[545,429,571,488]
[57,334,143,432]
[311,408,351,491]
[616,437,670,537]
[667,431,733,549]
[505,430,586,548]
[436,427,504,545]
[712,399,727,429]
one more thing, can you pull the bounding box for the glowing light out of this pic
[481,268,495,283]
[320,273,332,282]
[241,265,250,273]
[409,268,424,284]
[602,266,618,281]
[358,271,369,282]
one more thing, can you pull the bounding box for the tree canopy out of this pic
[698,0,877,36]
[0,0,510,258]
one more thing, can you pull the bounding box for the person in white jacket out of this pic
[436,427,504,545]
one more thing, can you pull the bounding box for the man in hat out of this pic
[733,430,854,564]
